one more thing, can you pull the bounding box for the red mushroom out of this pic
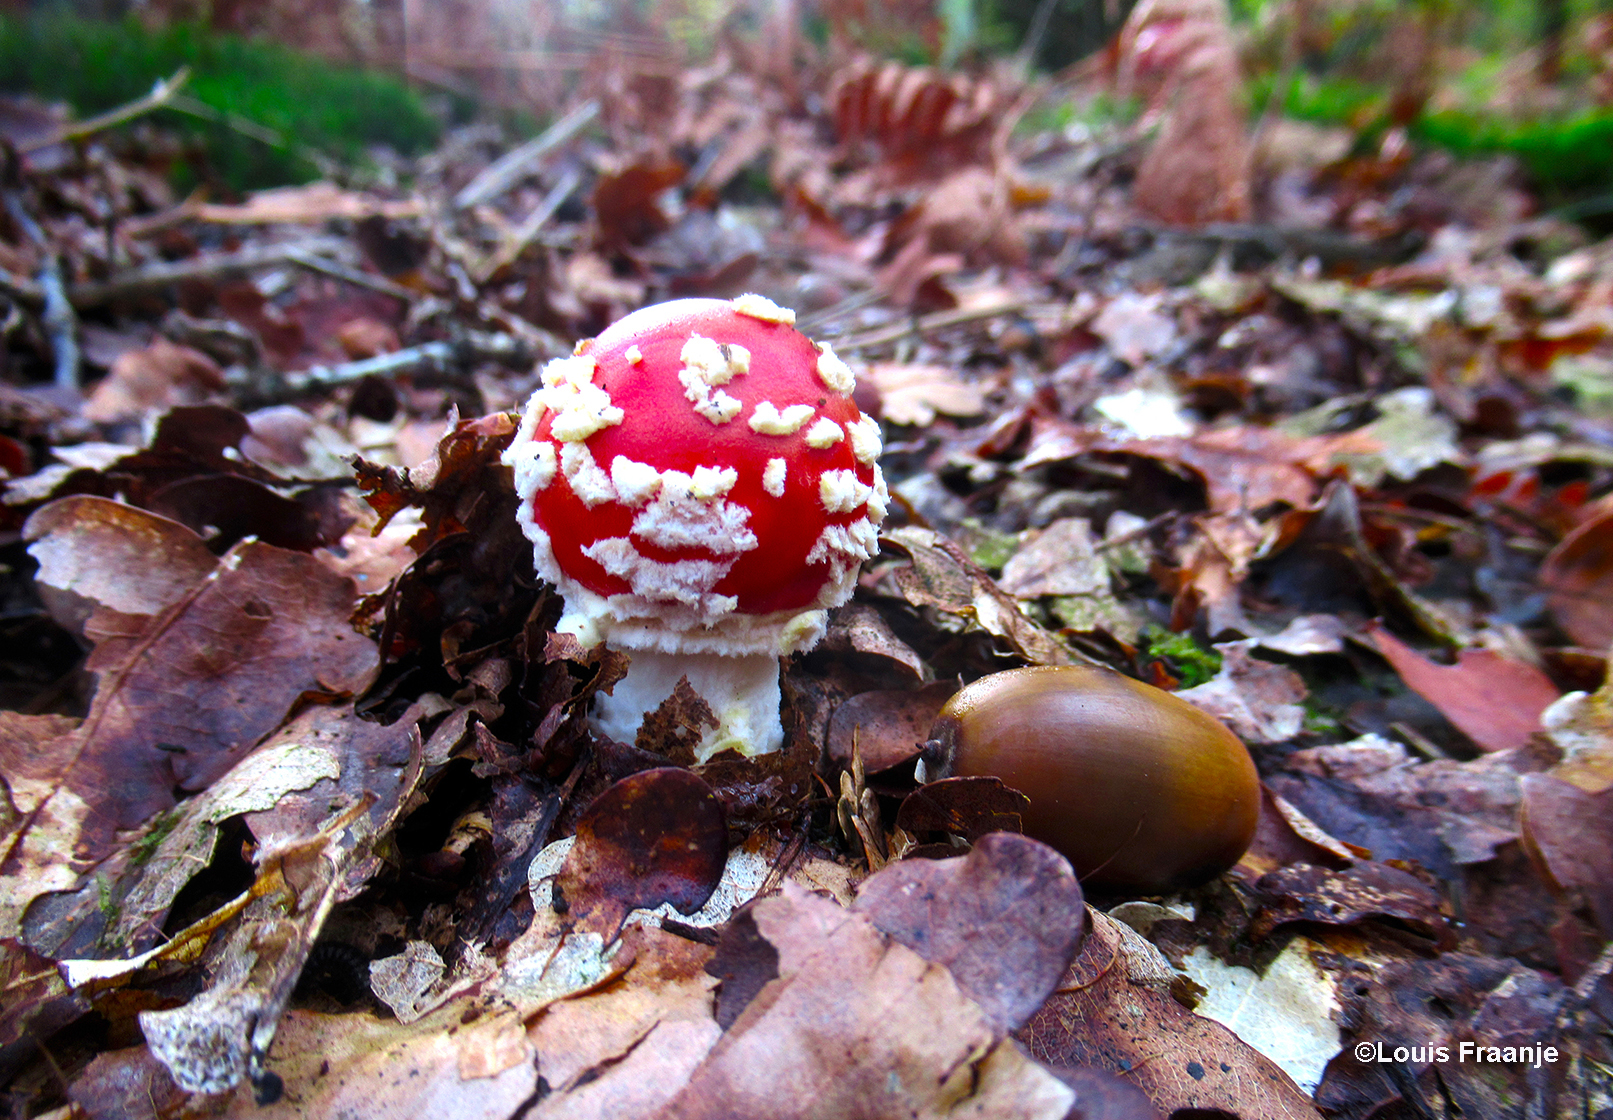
[504,295,887,759]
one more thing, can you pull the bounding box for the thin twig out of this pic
[452,100,599,212]
[3,192,79,390]
[279,245,418,302]
[282,341,456,392]
[164,92,286,147]
[826,300,1039,351]
[66,237,347,308]
[472,166,582,282]
[274,331,531,397]
[21,68,191,154]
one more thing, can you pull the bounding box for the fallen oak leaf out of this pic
[23,537,376,866]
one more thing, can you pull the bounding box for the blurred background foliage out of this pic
[0,0,1609,213]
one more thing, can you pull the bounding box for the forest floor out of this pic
[1,18,1612,1120]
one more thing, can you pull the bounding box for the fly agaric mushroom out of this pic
[503,295,886,760]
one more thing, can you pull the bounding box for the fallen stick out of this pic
[452,100,599,212]
[20,68,190,154]
[68,238,346,307]
[3,192,79,389]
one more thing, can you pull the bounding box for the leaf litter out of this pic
[0,3,1611,1117]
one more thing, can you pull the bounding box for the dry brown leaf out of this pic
[1178,643,1308,745]
[1540,506,1613,651]
[216,1002,535,1118]
[136,711,425,1099]
[826,681,953,772]
[1368,622,1560,753]
[557,768,728,941]
[829,56,1002,182]
[2,525,378,932]
[82,338,226,425]
[868,361,988,426]
[1518,774,1613,936]
[527,924,717,1098]
[1020,904,1323,1119]
[658,882,1076,1119]
[1122,0,1252,226]
[851,833,1085,1033]
[23,496,217,639]
[881,525,1079,667]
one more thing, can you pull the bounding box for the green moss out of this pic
[1414,108,1613,197]
[1141,624,1222,688]
[961,519,1020,574]
[1250,68,1613,204]
[127,806,181,868]
[0,14,443,191]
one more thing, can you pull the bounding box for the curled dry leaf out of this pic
[82,338,226,426]
[1124,0,1253,226]
[23,495,216,638]
[591,153,687,248]
[556,768,728,941]
[828,56,1003,182]
[851,832,1086,1033]
[1518,773,1613,936]
[1251,860,1454,945]
[1237,787,1359,881]
[881,525,1079,667]
[816,601,926,679]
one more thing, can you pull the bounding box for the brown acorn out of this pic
[923,665,1260,894]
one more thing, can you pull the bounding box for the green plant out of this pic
[0,14,442,192]
[1142,624,1222,688]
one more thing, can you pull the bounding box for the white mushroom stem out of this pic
[591,648,784,761]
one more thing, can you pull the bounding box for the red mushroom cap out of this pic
[504,295,886,656]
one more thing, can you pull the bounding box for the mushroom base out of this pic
[592,648,784,761]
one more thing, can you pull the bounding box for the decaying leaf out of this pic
[868,361,988,427]
[1178,643,1308,745]
[661,882,1076,1119]
[1541,506,1613,651]
[851,833,1085,1033]
[218,1001,536,1118]
[825,681,953,772]
[881,525,1080,667]
[555,768,728,942]
[1020,902,1323,1119]
[1179,937,1344,1094]
[1519,774,1613,935]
